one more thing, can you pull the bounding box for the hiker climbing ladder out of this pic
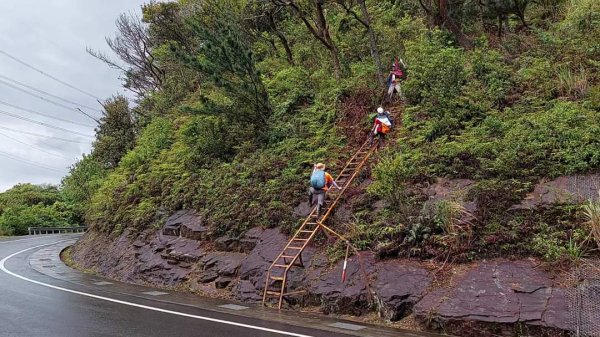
[262,138,378,309]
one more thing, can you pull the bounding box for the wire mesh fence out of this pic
[568,259,600,336]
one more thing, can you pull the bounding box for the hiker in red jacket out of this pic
[386,58,407,102]
[370,107,393,148]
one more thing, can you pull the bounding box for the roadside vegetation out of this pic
[4,0,600,264]
[0,184,78,235]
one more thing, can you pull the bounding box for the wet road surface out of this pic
[0,235,442,337]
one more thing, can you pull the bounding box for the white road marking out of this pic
[0,241,315,337]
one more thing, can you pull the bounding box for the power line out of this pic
[0,100,95,128]
[0,73,103,113]
[0,125,89,144]
[0,108,93,138]
[0,78,100,123]
[0,131,73,160]
[0,49,101,101]
[0,149,64,173]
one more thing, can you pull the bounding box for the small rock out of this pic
[199,270,219,283]
[215,235,235,251]
[374,261,431,321]
[215,277,233,289]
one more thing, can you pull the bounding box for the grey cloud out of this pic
[0,0,147,192]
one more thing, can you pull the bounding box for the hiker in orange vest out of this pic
[309,163,340,216]
[370,107,393,147]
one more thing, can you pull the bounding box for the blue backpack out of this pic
[310,170,326,189]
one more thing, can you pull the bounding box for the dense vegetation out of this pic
[5,0,599,263]
[0,184,78,235]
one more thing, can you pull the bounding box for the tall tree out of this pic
[88,13,165,98]
[93,95,136,169]
[273,0,342,77]
[245,0,295,65]
[335,0,384,84]
[180,0,272,128]
[418,0,473,49]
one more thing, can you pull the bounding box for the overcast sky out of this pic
[0,0,149,192]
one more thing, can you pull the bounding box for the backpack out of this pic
[381,123,391,134]
[310,170,326,189]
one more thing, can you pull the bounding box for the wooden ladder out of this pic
[262,138,378,309]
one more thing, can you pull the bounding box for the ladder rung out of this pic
[270,276,285,280]
[293,238,308,241]
[281,255,295,259]
[286,246,303,250]
[273,264,289,268]
[283,290,307,296]
[265,291,281,296]
[300,230,314,233]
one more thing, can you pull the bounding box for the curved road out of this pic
[0,235,440,337]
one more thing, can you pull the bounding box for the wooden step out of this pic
[283,290,307,296]
[265,290,281,296]
[273,264,289,268]
[300,230,314,233]
[292,238,308,242]
[281,255,295,259]
[270,275,285,281]
[286,246,303,250]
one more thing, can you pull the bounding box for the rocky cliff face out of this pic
[71,208,571,336]
[69,175,599,336]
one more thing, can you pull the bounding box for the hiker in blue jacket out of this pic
[309,163,340,216]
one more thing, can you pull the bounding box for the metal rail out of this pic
[28,226,88,235]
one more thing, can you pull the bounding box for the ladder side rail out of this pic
[319,145,376,223]
[334,139,371,181]
[279,226,322,270]
[265,209,319,271]
[263,137,376,307]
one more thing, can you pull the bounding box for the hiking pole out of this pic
[341,242,350,283]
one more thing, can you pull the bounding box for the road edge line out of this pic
[0,240,314,337]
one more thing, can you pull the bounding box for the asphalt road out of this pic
[0,235,441,337]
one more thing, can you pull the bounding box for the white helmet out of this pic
[377,107,384,114]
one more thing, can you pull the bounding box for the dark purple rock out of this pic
[239,227,263,254]
[201,252,245,277]
[236,228,315,301]
[162,209,206,240]
[166,238,203,263]
[414,261,569,335]
[215,277,233,289]
[293,202,312,218]
[215,235,235,251]
[181,223,208,241]
[513,174,600,209]
[235,280,262,302]
[374,261,431,321]
[239,228,288,286]
[199,270,219,283]
[307,252,376,316]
